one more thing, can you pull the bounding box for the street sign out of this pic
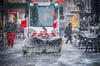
[9,10,17,15]
[66,13,74,17]
[70,10,79,13]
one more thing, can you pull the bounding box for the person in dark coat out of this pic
[96,25,100,35]
[64,23,73,44]
[19,24,24,40]
[4,20,17,48]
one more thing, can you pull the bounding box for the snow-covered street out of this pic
[0,38,100,66]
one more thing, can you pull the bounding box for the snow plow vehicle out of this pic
[22,2,63,55]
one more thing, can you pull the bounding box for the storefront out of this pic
[7,0,26,39]
[8,9,25,25]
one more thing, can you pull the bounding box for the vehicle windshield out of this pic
[30,6,58,27]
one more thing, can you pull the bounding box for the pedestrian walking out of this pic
[19,24,24,40]
[64,23,73,44]
[4,15,17,48]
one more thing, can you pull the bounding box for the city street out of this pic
[0,38,100,66]
[0,0,100,66]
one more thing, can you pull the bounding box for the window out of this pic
[30,6,58,27]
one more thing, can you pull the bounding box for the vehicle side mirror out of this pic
[21,20,27,28]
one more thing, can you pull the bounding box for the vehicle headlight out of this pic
[55,3,59,6]
[30,3,34,6]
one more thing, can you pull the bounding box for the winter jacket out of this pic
[4,22,17,33]
[64,26,72,37]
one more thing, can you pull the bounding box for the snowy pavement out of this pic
[0,38,100,66]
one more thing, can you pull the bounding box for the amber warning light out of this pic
[56,0,65,3]
[32,0,36,3]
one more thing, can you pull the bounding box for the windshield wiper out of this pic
[40,24,47,31]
